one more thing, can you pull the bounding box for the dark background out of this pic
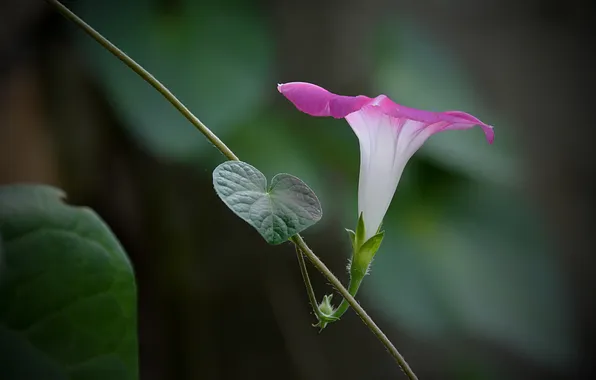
[1,0,595,379]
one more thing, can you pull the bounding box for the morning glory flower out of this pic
[278,82,494,241]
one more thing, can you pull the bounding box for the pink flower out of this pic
[278,82,494,241]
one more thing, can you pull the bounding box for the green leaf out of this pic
[0,185,138,380]
[213,161,322,245]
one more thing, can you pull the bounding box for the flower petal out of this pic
[346,106,411,240]
[277,81,495,239]
[279,82,494,144]
[371,96,494,144]
[441,111,495,144]
[278,82,371,118]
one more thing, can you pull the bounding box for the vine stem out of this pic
[46,1,418,378]
[291,236,418,380]
[45,0,238,162]
[294,245,322,319]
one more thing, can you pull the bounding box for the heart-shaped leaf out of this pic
[213,161,322,244]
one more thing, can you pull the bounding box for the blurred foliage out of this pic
[373,20,517,187]
[58,1,576,377]
[367,20,574,369]
[75,0,273,162]
[0,185,137,380]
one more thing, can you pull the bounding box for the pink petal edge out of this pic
[277,82,371,119]
[278,82,494,144]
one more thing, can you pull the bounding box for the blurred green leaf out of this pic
[213,161,322,245]
[368,23,575,367]
[75,0,273,163]
[374,20,517,187]
[0,185,138,380]
[367,181,575,369]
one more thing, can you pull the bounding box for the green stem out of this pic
[330,271,365,319]
[46,0,238,162]
[294,245,322,319]
[291,236,418,380]
[47,1,418,378]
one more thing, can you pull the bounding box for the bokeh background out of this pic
[1,0,595,379]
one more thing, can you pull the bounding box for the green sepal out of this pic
[360,230,385,259]
[376,220,384,235]
[352,230,385,275]
[345,228,356,251]
[314,294,340,331]
[354,212,366,251]
[317,294,337,316]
